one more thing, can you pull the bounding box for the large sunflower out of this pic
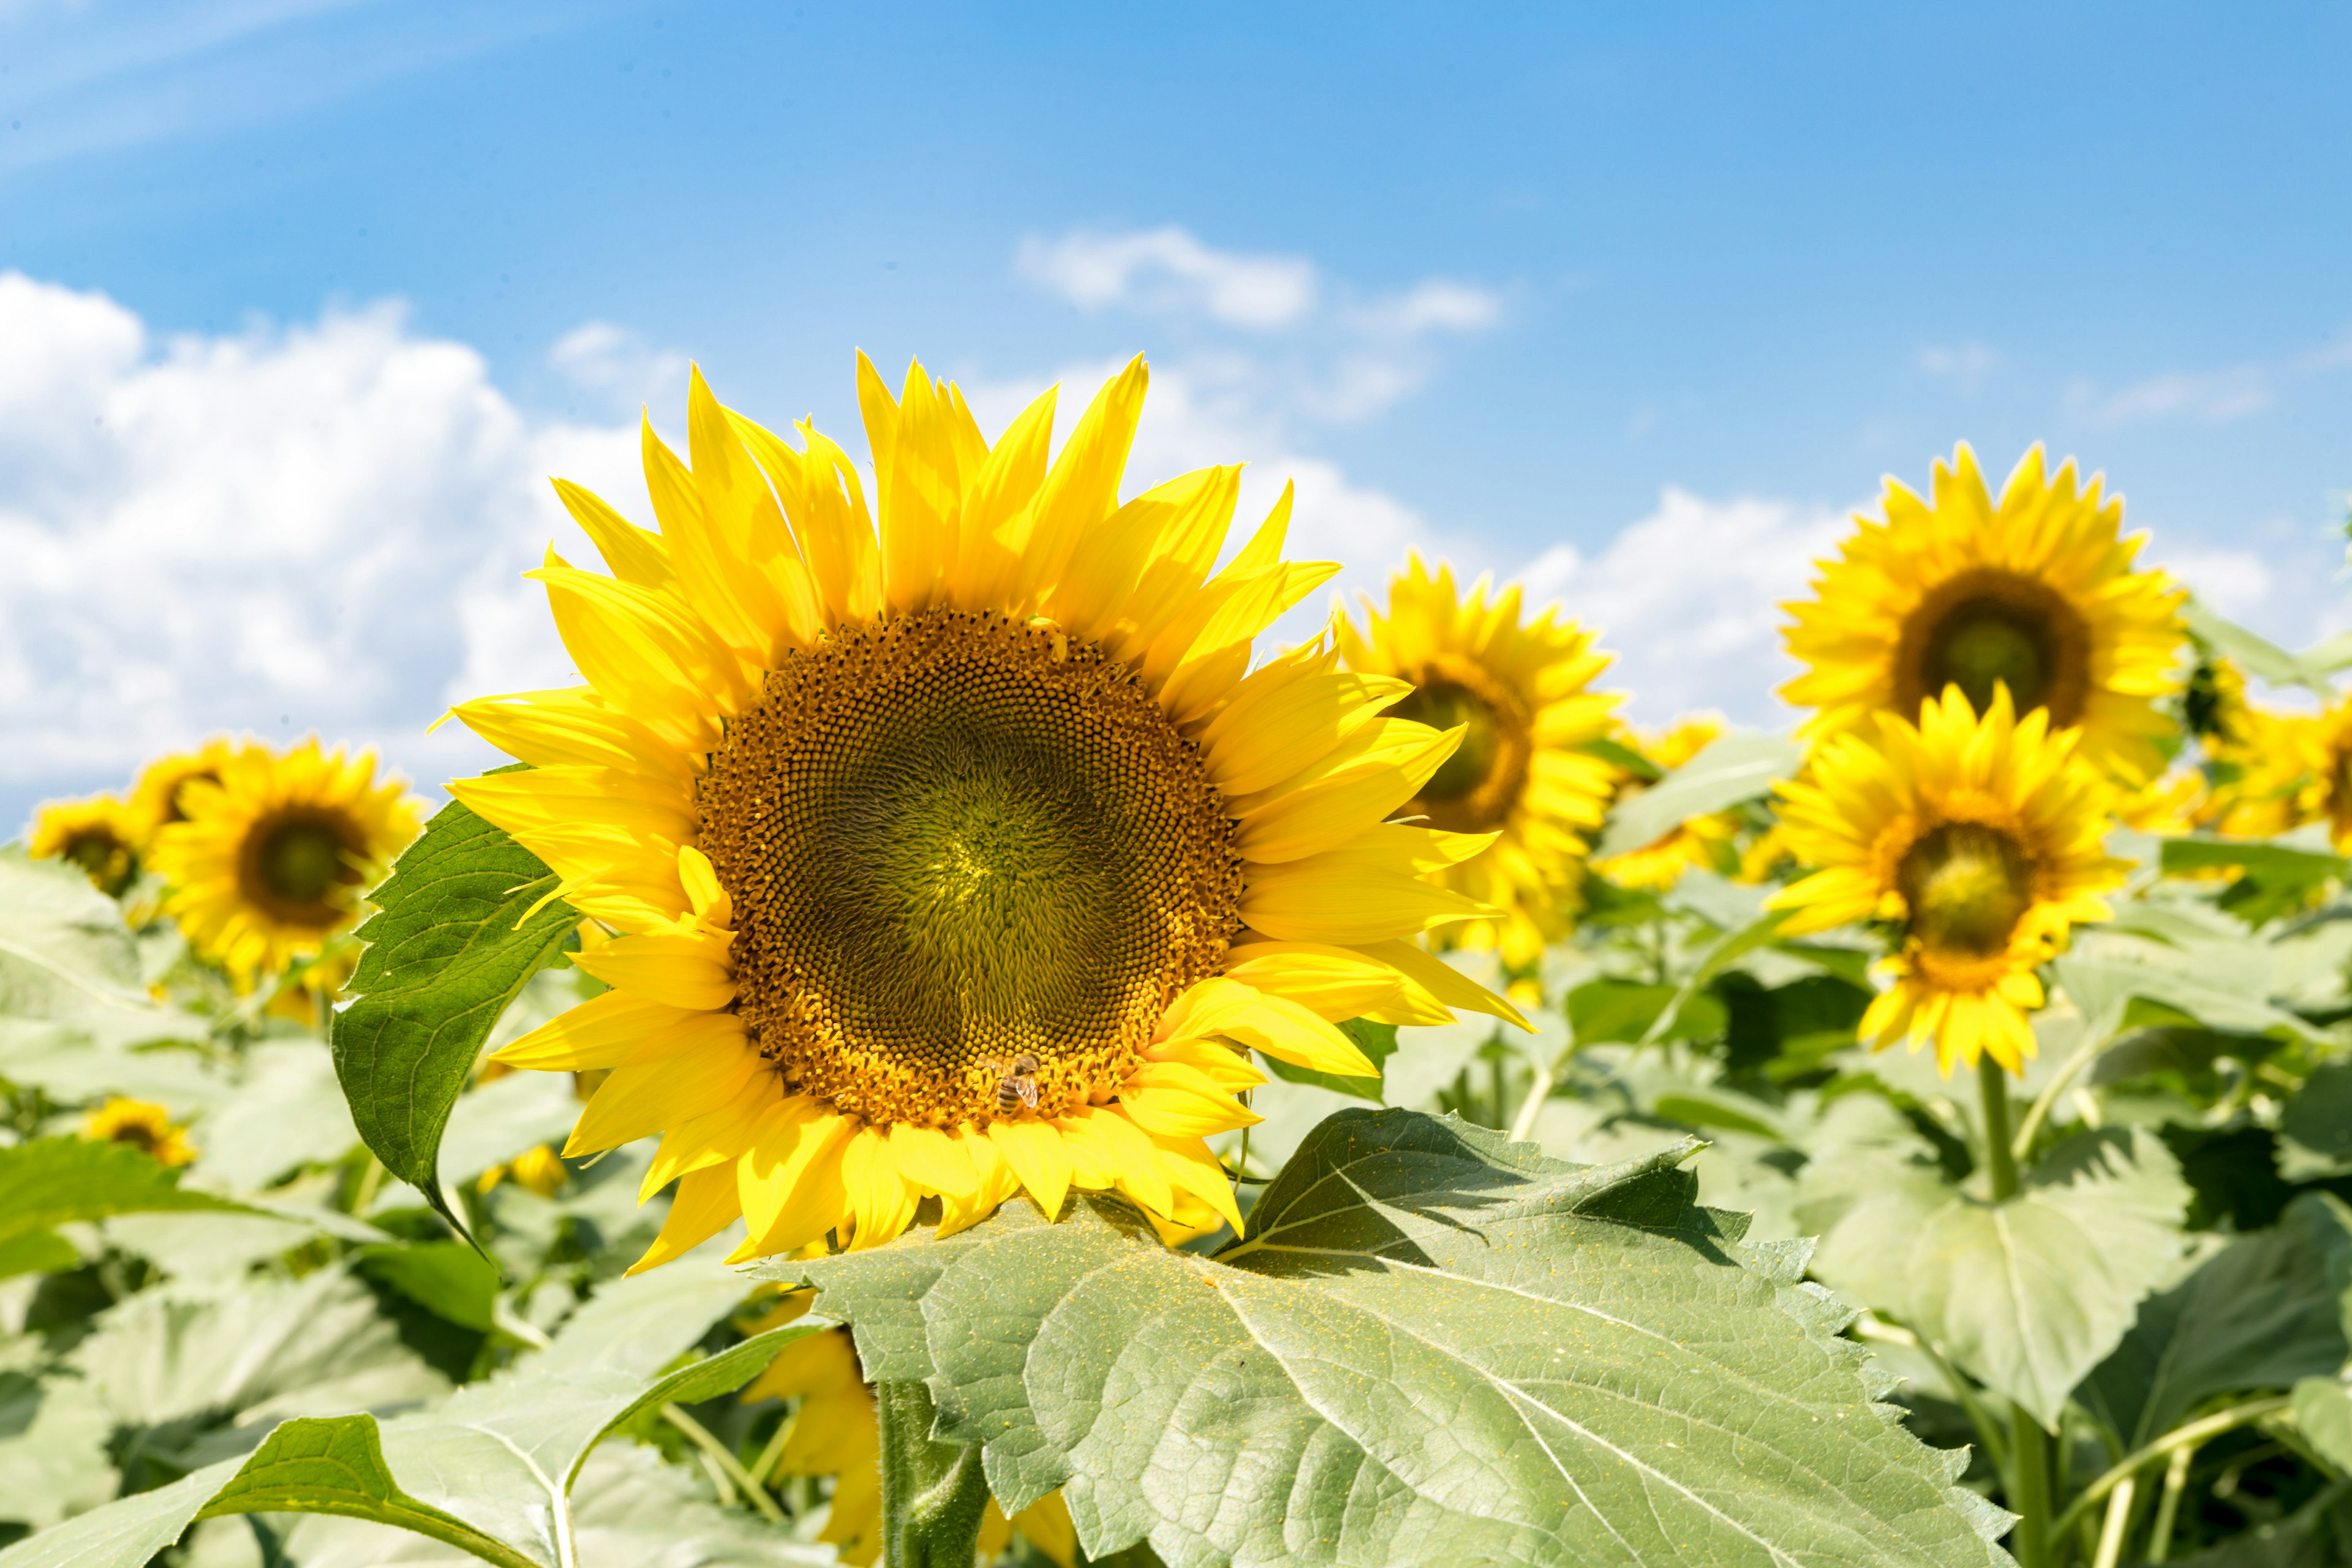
[29,793,145,895]
[1767,687,2125,1075]
[469,356,1517,1269]
[1334,555,1619,967]
[1782,443,2185,782]
[151,739,420,986]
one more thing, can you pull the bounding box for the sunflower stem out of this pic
[875,1378,992,1568]
[1978,1057,2052,1568]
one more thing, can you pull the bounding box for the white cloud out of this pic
[1349,279,1504,336]
[1918,341,1998,393]
[1015,226,1319,328]
[2069,364,2275,426]
[1515,488,1847,727]
[0,272,643,827]
[548,320,688,413]
[2152,545,2274,621]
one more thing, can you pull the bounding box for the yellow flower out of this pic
[1782,443,2185,783]
[1591,714,1741,892]
[742,1324,1075,1567]
[2113,766,2207,835]
[478,1144,569,1197]
[149,738,421,988]
[467,356,1519,1270]
[28,794,145,895]
[1767,688,2126,1075]
[83,1097,195,1166]
[2207,695,2352,848]
[1335,555,1619,967]
[130,737,246,839]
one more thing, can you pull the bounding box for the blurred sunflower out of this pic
[478,1143,569,1197]
[741,1324,1076,1566]
[2207,695,2352,848]
[1768,688,2126,1075]
[1335,555,1619,967]
[83,1097,195,1166]
[1591,714,1740,891]
[29,794,145,895]
[130,737,243,837]
[150,739,420,987]
[1782,443,2185,782]
[467,355,1518,1270]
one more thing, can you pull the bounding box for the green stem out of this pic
[2050,1395,2293,1540]
[662,1402,784,1524]
[876,1379,992,1568]
[2090,1473,2136,1568]
[1978,1058,2052,1568]
[2145,1441,2193,1564]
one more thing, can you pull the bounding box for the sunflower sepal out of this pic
[330,786,581,1245]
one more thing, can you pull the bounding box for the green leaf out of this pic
[353,1240,502,1332]
[781,1108,2011,1568]
[0,850,197,1049]
[2293,1376,2352,1474]
[2158,835,2350,927]
[1808,1128,2190,1430]
[1255,1017,1396,1099]
[0,1360,115,1529]
[331,789,579,1237]
[2280,1064,2352,1180]
[0,1137,251,1280]
[2079,1193,2352,1447]
[1569,975,1728,1046]
[1592,730,1803,861]
[0,1248,814,1568]
[2184,598,2339,695]
[2054,935,2324,1044]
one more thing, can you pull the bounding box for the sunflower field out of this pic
[6,356,2352,1568]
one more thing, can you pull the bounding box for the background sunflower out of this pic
[1782,443,2186,782]
[28,793,145,895]
[1336,554,1620,968]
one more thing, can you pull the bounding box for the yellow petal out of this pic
[1240,855,1492,944]
[886,1123,981,1202]
[737,1099,855,1257]
[563,1035,762,1156]
[571,930,737,1011]
[1012,356,1145,613]
[943,385,1055,610]
[988,1118,1073,1220]
[841,1125,919,1250]
[552,477,671,590]
[1156,978,1375,1077]
[626,1164,742,1275]
[1234,720,1463,864]
[1220,941,1411,1021]
[1350,938,1530,1030]
[493,989,701,1071]
[1201,671,1413,798]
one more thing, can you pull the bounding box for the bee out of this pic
[989,1052,1042,1116]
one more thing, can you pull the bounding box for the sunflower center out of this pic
[65,831,129,888]
[1389,656,1532,833]
[1897,821,2034,958]
[1896,568,2091,725]
[239,812,360,925]
[700,609,1242,1128]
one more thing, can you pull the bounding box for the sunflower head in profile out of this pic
[1767,687,2126,1076]
[149,739,421,987]
[1334,555,1619,968]
[29,794,146,895]
[1590,713,1742,892]
[464,355,1520,1270]
[1782,443,2185,783]
[2208,694,2352,849]
[130,738,243,837]
[84,1097,195,1166]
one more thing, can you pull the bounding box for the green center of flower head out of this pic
[1901,568,2091,725]
[239,812,360,923]
[1931,612,2049,717]
[700,609,1242,1128]
[1387,658,1531,834]
[1896,821,2034,958]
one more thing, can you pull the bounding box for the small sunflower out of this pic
[478,1144,569,1197]
[130,738,244,838]
[150,739,421,987]
[1768,687,2126,1075]
[2208,695,2352,848]
[29,794,145,895]
[83,1097,195,1166]
[1335,555,1619,967]
[741,1324,1076,1566]
[1591,714,1741,892]
[1782,443,2185,782]
[468,356,1518,1270]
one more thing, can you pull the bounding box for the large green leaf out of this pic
[331,788,579,1234]
[2079,1193,2352,1447]
[0,1248,816,1568]
[1591,731,1803,861]
[1807,1128,2190,1429]
[0,1137,252,1280]
[2054,933,2323,1044]
[0,1351,114,1530]
[2280,1065,2352,1180]
[0,850,196,1049]
[780,1108,2011,1568]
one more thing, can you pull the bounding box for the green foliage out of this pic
[1591,731,1803,861]
[1256,1016,1397,1099]
[332,788,579,1236]
[780,1109,2011,1568]
[0,851,196,1050]
[0,1138,252,1279]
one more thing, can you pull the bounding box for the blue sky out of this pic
[3,1,2348,824]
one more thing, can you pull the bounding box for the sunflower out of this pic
[741,1324,1076,1566]
[1767,687,2125,1075]
[1782,443,2185,783]
[83,1098,195,1166]
[478,1144,569,1197]
[149,739,421,987]
[1591,713,1741,891]
[130,737,244,838]
[1334,555,1619,967]
[466,356,1518,1270]
[2204,695,2352,848]
[28,794,145,895]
